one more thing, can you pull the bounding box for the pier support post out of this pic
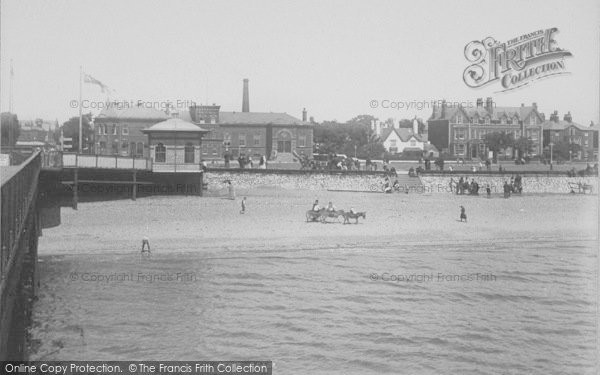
[73,168,78,210]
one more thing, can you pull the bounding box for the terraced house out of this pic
[542,111,599,161]
[427,97,544,159]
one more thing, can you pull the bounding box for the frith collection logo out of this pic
[463,28,572,92]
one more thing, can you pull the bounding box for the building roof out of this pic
[96,106,170,121]
[429,103,539,122]
[142,118,209,133]
[218,111,310,126]
[542,120,595,132]
[381,127,423,142]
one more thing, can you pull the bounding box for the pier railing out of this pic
[0,150,42,359]
[42,151,152,171]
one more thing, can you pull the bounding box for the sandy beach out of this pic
[39,187,598,256]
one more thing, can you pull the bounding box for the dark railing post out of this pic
[132,170,137,201]
[73,168,79,210]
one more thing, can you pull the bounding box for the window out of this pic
[111,141,118,155]
[410,139,416,147]
[529,116,537,125]
[112,124,117,135]
[238,134,246,147]
[253,135,261,146]
[501,117,506,125]
[479,130,485,139]
[455,129,465,140]
[184,143,195,163]
[98,126,102,135]
[155,143,166,162]
[212,148,217,156]
[136,142,144,157]
[122,125,129,135]
[455,144,465,155]
[202,145,208,155]
[298,136,306,147]
[130,142,136,156]
[390,139,397,147]
[485,117,490,125]
[456,115,463,124]
[103,125,108,135]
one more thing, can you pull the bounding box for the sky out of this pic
[1,0,599,126]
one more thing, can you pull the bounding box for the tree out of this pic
[1,112,20,148]
[513,136,534,158]
[313,114,384,158]
[551,141,581,161]
[483,131,514,161]
[58,113,93,152]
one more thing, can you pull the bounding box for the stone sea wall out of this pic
[204,171,399,192]
[205,170,598,194]
[419,175,598,195]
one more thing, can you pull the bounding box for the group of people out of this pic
[503,175,523,198]
[451,177,482,196]
[311,199,356,214]
[223,154,267,169]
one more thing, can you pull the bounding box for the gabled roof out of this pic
[218,111,310,126]
[381,127,423,142]
[542,120,594,132]
[429,103,540,122]
[142,118,209,133]
[96,106,170,121]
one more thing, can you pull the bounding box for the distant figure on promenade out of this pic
[460,206,467,222]
[224,153,230,168]
[240,197,246,214]
[259,155,267,169]
[366,157,372,171]
[227,180,236,200]
[486,184,491,198]
[458,177,464,195]
[248,156,253,168]
[326,201,336,212]
[141,236,151,254]
[485,159,491,171]
[449,177,455,193]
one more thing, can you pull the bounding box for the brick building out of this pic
[542,111,599,161]
[178,79,313,162]
[93,106,169,157]
[427,98,544,159]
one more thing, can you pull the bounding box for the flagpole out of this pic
[79,66,83,153]
[9,59,13,112]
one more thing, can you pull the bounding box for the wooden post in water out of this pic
[132,170,137,201]
[73,168,78,210]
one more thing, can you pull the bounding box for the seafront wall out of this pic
[419,175,598,194]
[204,170,396,192]
[204,169,598,195]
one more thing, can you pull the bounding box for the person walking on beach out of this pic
[227,180,236,200]
[141,236,151,254]
[240,197,246,214]
[460,206,467,222]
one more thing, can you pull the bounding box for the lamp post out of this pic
[354,144,357,158]
[549,142,554,165]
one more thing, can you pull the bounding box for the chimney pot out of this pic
[302,108,307,122]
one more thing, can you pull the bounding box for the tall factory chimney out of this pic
[242,78,250,112]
